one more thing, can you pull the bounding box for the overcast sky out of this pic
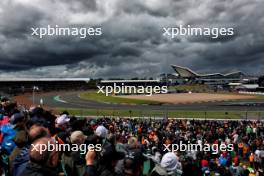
[0,0,263,78]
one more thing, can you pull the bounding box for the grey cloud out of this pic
[0,3,44,39]
[0,0,263,78]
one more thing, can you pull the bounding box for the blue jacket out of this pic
[12,145,29,176]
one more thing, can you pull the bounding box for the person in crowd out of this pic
[0,99,264,176]
[150,152,183,176]
[61,130,87,176]
[123,150,145,176]
[11,124,50,176]
[21,137,59,176]
[55,114,70,132]
[84,143,125,176]
[9,112,27,173]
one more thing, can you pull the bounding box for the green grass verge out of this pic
[56,107,264,119]
[253,94,264,101]
[79,90,264,106]
[79,91,162,105]
[169,84,214,93]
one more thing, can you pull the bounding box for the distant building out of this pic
[159,73,185,85]
[171,65,258,86]
[0,78,90,94]
[99,79,163,87]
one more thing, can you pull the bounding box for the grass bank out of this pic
[79,91,162,105]
[55,107,264,119]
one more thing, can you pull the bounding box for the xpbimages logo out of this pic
[31,141,102,155]
[31,25,102,38]
[163,24,234,39]
[163,142,234,154]
[97,83,168,96]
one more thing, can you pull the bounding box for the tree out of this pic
[86,79,98,89]
[258,76,264,87]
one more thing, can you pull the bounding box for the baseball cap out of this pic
[70,130,87,143]
[10,113,24,125]
[161,152,179,172]
[205,170,210,175]
[30,107,44,116]
[95,125,108,138]
[56,114,70,125]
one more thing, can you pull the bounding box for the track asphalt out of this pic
[34,92,264,111]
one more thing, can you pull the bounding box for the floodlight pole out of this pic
[32,87,35,105]
[40,98,44,107]
[32,86,38,105]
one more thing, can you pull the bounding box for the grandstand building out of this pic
[170,65,258,86]
[0,78,90,94]
[99,79,163,87]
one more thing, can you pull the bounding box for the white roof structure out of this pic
[171,65,246,79]
[100,79,160,83]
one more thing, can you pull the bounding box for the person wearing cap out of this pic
[9,112,28,175]
[55,113,70,128]
[10,112,25,126]
[229,162,244,176]
[80,124,112,175]
[9,113,27,146]
[204,170,210,176]
[71,130,87,145]
[53,113,70,145]
[84,142,125,176]
[150,152,182,176]
[123,150,145,176]
[94,125,111,151]
[61,131,87,176]
[95,125,108,139]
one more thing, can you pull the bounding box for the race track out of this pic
[33,91,264,111]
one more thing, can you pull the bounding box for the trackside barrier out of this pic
[239,91,264,95]
[75,116,264,121]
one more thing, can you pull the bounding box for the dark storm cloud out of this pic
[0,3,44,39]
[0,37,104,70]
[64,0,97,13]
[0,0,263,78]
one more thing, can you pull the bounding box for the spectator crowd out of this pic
[0,97,264,176]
